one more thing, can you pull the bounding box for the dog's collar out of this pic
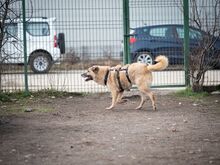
[104,69,110,85]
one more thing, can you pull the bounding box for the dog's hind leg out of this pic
[143,90,156,111]
[135,92,146,110]
[148,91,156,110]
[137,85,156,110]
[106,90,119,110]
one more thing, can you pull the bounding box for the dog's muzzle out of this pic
[153,60,159,64]
[81,73,93,81]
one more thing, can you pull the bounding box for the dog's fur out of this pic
[81,55,168,110]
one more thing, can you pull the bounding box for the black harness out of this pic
[116,69,124,92]
[104,69,110,86]
[119,68,132,84]
[104,67,131,92]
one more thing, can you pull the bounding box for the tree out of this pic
[189,0,220,92]
[0,0,22,90]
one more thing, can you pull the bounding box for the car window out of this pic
[176,27,184,39]
[189,28,202,40]
[149,27,173,38]
[138,28,148,34]
[176,27,202,40]
[26,22,50,36]
[5,23,18,38]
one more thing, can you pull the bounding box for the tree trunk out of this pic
[192,80,203,92]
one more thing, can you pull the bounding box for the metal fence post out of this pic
[22,0,29,95]
[123,0,131,64]
[183,0,190,87]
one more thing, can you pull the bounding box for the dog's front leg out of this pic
[106,90,118,110]
[116,91,126,103]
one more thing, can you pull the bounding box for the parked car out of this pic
[2,17,65,73]
[126,24,220,67]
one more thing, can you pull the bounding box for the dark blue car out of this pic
[129,24,220,67]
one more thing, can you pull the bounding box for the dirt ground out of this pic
[0,90,220,165]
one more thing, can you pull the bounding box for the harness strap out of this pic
[116,69,124,92]
[104,69,110,85]
[104,66,132,92]
[119,68,132,84]
[125,68,132,84]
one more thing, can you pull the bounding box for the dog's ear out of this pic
[91,66,99,73]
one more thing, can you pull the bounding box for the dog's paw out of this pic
[135,106,142,110]
[106,106,114,110]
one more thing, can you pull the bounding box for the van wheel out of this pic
[135,52,153,65]
[29,52,52,73]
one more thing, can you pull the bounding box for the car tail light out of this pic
[130,37,137,44]
[54,33,58,47]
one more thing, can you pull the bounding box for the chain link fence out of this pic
[1,0,220,93]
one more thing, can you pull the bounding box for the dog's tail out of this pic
[147,55,169,71]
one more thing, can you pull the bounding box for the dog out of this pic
[81,55,168,110]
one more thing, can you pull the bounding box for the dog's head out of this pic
[81,66,99,82]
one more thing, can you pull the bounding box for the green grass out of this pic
[0,91,29,102]
[29,89,87,98]
[0,93,11,102]
[0,89,86,115]
[0,89,87,103]
[0,106,54,116]
[174,87,209,100]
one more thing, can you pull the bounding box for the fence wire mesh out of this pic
[0,0,220,93]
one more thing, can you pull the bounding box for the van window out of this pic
[27,22,50,36]
[5,23,18,38]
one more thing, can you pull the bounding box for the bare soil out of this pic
[0,90,220,165]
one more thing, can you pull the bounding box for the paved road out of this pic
[1,70,220,92]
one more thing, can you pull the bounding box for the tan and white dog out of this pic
[81,55,168,110]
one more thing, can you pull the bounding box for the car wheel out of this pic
[135,52,153,65]
[29,52,52,73]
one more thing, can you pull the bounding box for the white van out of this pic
[2,17,64,73]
